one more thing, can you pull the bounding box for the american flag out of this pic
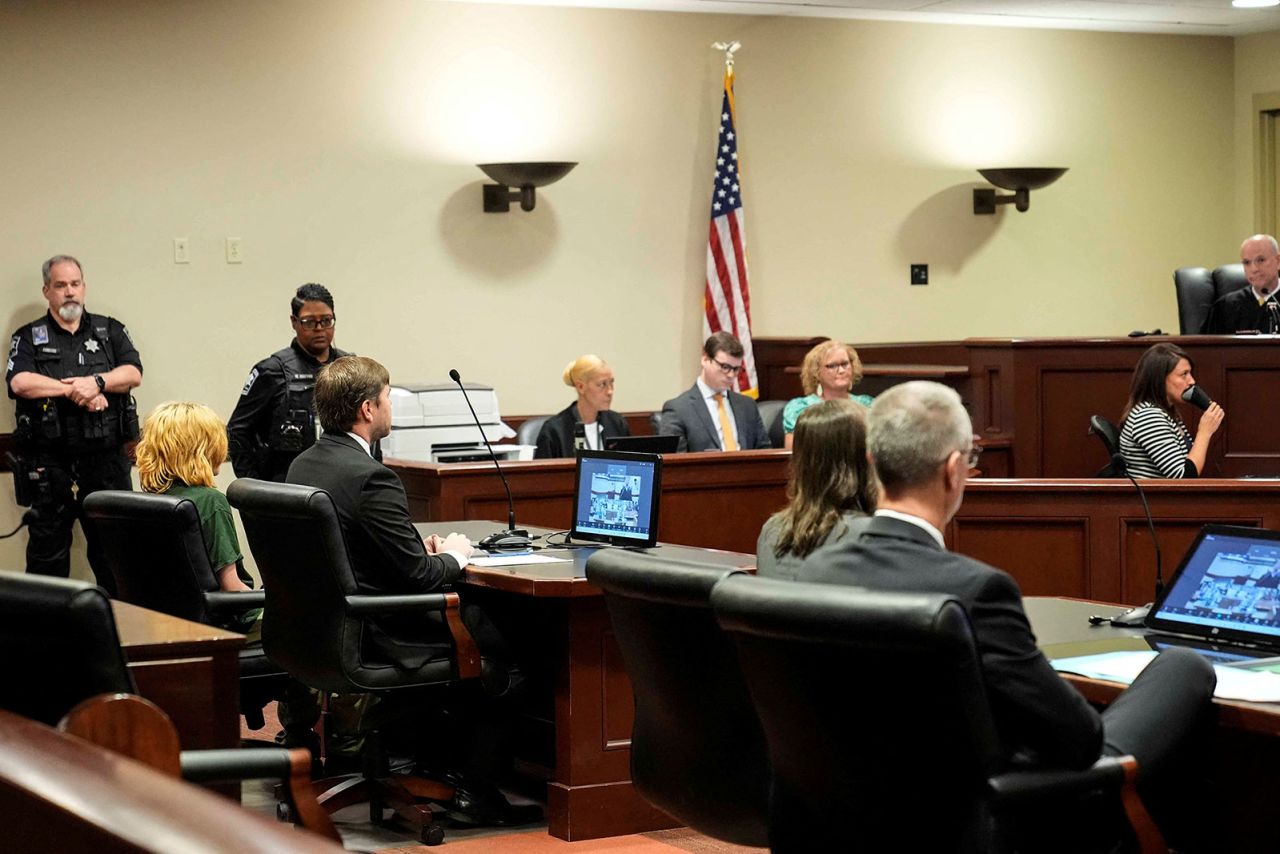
[703,65,757,396]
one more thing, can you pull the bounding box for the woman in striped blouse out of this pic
[1119,343,1225,478]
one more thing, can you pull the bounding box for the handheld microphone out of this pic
[1180,384,1212,412]
[448,369,532,551]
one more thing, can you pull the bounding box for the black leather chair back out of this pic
[82,491,220,624]
[712,575,1003,853]
[516,416,547,447]
[0,574,134,725]
[756,399,786,449]
[227,479,363,693]
[1089,415,1126,478]
[228,478,456,695]
[586,551,768,846]
[1174,263,1245,333]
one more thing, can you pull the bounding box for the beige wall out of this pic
[1235,29,1280,239]
[0,1,1240,576]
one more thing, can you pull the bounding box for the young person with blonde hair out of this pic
[135,401,251,593]
[534,354,630,458]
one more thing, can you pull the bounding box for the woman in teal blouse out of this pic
[782,340,873,449]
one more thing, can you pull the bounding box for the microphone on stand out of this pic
[448,369,532,551]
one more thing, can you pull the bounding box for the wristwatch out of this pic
[93,374,105,393]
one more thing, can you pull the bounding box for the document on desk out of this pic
[1051,651,1280,703]
[469,553,573,567]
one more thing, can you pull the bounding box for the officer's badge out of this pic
[84,339,100,353]
[242,368,259,395]
[32,325,48,345]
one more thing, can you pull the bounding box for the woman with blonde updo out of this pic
[781,339,874,449]
[135,401,252,594]
[534,355,631,458]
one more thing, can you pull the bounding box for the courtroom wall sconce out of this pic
[972,168,1068,214]
[478,162,578,213]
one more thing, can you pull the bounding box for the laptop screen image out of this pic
[1147,525,1280,650]
[570,449,663,548]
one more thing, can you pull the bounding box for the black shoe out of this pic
[444,782,543,827]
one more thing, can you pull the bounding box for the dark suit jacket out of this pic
[659,383,771,452]
[1205,286,1276,334]
[533,402,631,459]
[800,514,1103,770]
[287,431,461,664]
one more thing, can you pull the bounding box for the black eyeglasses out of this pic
[965,437,982,469]
[295,316,335,330]
[713,359,742,374]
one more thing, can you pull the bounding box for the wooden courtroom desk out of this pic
[951,479,1280,607]
[111,600,243,753]
[391,449,790,555]
[417,521,754,841]
[1028,596,1280,854]
[755,335,1280,477]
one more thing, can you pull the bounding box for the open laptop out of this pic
[569,449,663,548]
[1144,524,1280,658]
[603,434,679,454]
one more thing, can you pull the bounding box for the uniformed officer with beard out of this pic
[227,283,354,482]
[6,255,143,591]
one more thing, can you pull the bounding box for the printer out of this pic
[381,382,533,463]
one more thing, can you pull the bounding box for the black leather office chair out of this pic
[0,573,134,725]
[586,550,769,846]
[81,490,285,731]
[0,572,339,840]
[756,399,786,449]
[1174,264,1245,334]
[1089,415,1126,478]
[516,416,547,447]
[228,477,482,846]
[711,575,1165,854]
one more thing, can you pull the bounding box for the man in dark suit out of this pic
[660,331,771,452]
[801,381,1216,851]
[287,355,540,827]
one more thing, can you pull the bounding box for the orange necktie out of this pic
[715,393,738,451]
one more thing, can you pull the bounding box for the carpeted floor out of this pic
[242,704,764,854]
[373,828,764,853]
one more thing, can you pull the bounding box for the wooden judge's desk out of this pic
[754,334,1280,478]
[389,449,790,556]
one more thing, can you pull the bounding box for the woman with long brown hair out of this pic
[757,398,877,579]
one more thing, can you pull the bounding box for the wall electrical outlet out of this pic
[910,264,929,285]
[173,237,190,264]
[225,237,243,264]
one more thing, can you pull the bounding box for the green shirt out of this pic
[164,482,250,586]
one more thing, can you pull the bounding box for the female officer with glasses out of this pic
[781,339,874,449]
[227,283,363,482]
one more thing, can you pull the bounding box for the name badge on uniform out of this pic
[84,339,100,353]
[31,325,48,345]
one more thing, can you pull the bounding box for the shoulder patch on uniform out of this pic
[241,368,259,395]
[31,325,48,345]
[8,336,18,357]
[120,326,134,345]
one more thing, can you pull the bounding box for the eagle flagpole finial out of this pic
[711,40,740,71]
